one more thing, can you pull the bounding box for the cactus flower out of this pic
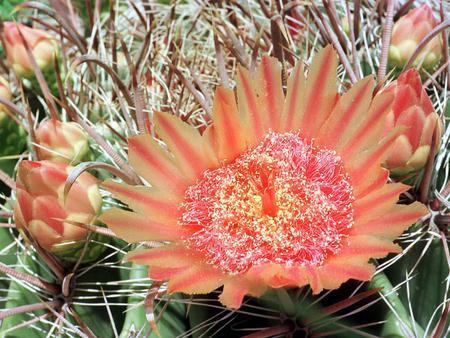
[389,4,442,71]
[100,46,427,309]
[35,119,90,164]
[13,160,102,253]
[382,69,442,175]
[0,76,12,115]
[3,22,58,77]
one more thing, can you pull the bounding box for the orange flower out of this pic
[14,160,102,252]
[3,22,58,77]
[0,76,12,115]
[100,47,428,308]
[389,4,442,70]
[382,69,442,175]
[35,119,90,164]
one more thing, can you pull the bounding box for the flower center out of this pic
[180,132,355,274]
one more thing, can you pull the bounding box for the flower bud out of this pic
[389,4,442,71]
[35,119,90,164]
[0,76,12,116]
[3,22,58,77]
[382,69,442,175]
[13,160,102,256]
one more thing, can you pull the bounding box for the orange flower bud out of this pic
[13,160,102,252]
[3,22,58,77]
[382,69,442,175]
[0,76,12,115]
[35,119,90,164]
[389,4,442,70]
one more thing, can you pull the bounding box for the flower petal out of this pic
[280,62,306,131]
[305,267,322,293]
[167,264,225,295]
[353,182,410,222]
[391,82,419,118]
[99,208,195,243]
[32,195,66,235]
[297,45,339,139]
[126,245,196,268]
[28,220,62,249]
[407,145,430,170]
[419,112,439,147]
[332,235,401,263]
[15,188,34,225]
[249,264,309,289]
[154,111,218,179]
[385,135,414,170]
[236,56,283,144]
[339,91,394,155]
[102,179,180,223]
[314,236,397,291]
[128,134,190,195]
[236,66,261,145]
[219,278,267,309]
[396,106,426,149]
[212,86,247,161]
[202,124,217,154]
[254,56,284,131]
[317,76,374,149]
[317,263,375,291]
[149,266,187,280]
[346,127,405,197]
[351,202,428,238]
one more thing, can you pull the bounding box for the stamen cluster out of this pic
[180,132,355,274]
